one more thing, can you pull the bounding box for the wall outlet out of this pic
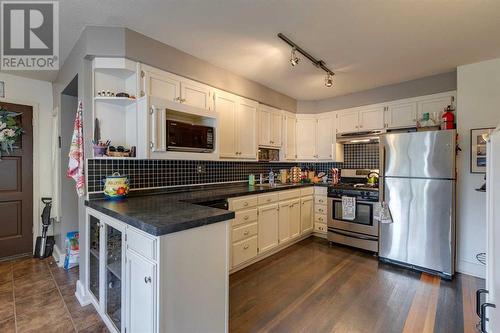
[197,164,206,174]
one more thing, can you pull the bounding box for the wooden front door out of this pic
[0,102,33,258]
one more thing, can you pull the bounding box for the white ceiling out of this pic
[36,1,500,99]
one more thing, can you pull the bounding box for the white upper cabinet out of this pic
[141,65,213,111]
[417,94,454,120]
[180,78,212,110]
[270,112,283,147]
[316,115,334,160]
[258,104,282,147]
[296,117,317,160]
[385,102,417,129]
[338,109,360,133]
[359,106,385,131]
[215,89,257,160]
[214,90,238,158]
[237,98,258,159]
[259,107,271,146]
[142,68,181,102]
[338,106,384,134]
[284,113,297,160]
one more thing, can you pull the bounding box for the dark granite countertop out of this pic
[85,182,327,236]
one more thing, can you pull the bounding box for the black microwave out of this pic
[166,120,214,153]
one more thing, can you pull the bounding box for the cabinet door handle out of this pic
[244,215,249,220]
[243,244,249,250]
[244,202,249,207]
[244,230,249,236]
[144,276,152,283]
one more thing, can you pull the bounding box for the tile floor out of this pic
[0,256,107,333]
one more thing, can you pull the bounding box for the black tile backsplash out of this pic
[87,143,379,192]
[343,143,379,169]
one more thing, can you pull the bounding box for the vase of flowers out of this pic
[0,108,23,159]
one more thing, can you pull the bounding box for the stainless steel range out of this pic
[327,169,379,252]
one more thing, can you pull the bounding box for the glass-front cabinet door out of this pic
[105,221,124,331]
[87,211,125,332]
[88,215,101,301]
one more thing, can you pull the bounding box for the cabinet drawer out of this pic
[230,196,258,210]
[126,227,157,261]
[314,204,327,215]
[314,223,327,233]
[233,208,258,227]
[301,187,314,196]
[258,193,279,205]
[279,189,301,201]
[232,222,258,243]
[314,214,327,224]
[315,186,327,195]
[232,236,258,267]
[314,196,327,205]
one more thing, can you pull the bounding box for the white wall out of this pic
[0,72,54,242]
[457,58,500,278]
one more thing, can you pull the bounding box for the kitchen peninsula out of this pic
[84,182,322,333]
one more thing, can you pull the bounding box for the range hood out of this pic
[336,130,385,144]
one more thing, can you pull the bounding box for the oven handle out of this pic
[328,228,378,241]
[329,198,376,205]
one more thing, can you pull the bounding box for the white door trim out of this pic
[0,96,41,253]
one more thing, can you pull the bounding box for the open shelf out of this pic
[94,96,137,106]
[107,261,122,280]
[90,247,99,259]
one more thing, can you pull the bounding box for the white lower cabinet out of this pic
[258,203,279,253]
[313,187,328,236]
[125,249,156,333]
[86,208,230,333]
[289,199,301,239]
[228,189,314,272]
[300,196,314,233]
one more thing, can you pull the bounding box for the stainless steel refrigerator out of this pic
[379,130,456,278]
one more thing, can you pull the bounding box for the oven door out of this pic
[327,197,379,237]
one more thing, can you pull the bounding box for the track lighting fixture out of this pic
[278,33,335,88]
[325,72,334,87]
[290,48,300,66]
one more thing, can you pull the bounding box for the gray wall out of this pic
[298,71,457,113]
[57,94,79,250]
[124,29,296,112]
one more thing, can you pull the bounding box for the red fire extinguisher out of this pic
[441,106,455,130]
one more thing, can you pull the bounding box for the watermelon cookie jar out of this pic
[102,172,129,200]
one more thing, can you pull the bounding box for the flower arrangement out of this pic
[0,108,23,158]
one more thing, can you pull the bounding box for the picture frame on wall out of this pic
[470,127,494,173]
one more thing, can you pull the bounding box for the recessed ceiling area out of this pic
[57,1,500,100]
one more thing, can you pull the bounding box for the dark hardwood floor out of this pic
[229,237,484,333]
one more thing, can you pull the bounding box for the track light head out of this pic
[324,73,334,87]
[290,48,300,67]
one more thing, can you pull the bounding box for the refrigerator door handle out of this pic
[379,142,386,202]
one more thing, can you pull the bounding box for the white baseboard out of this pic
[457,259,486,279]
[52,244,65,267]
[75,280,91,306]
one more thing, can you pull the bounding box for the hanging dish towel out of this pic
[374,202,393,224]
[67,101,85,197]
[342,196,356,220]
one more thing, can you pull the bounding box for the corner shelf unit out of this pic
[92,57,139,158]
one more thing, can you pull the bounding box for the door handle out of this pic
[480,302,496,333]
[477,289,489,317]
[144,276,152,283]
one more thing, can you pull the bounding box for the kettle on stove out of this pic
[367,171,379,186]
